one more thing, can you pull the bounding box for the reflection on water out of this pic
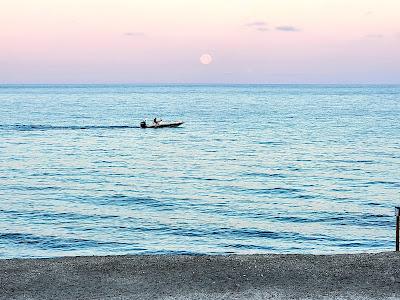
[0,84,399,258]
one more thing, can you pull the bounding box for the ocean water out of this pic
[0,84,399,258]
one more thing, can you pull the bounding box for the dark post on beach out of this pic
[396,207,400,252]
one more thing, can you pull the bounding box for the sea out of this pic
[0,84,399,258]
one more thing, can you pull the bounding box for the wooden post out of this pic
[396,207,400,252]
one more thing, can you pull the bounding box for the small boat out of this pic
[140,120,184,128]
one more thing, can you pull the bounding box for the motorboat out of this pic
[140,120,184,128]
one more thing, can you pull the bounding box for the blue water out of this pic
[0,84,399,258]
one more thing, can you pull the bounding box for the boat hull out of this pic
[142,121,184,128]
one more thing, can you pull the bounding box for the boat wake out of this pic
[0,124,141,131]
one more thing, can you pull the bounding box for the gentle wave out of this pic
[1,84,399,258]
[0,233,131,249]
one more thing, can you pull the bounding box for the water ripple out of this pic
[0,84,399,257]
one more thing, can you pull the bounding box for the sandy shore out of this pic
[0,252,399,299]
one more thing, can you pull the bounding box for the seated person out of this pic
[153,118,162,125]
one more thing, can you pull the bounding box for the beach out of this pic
[1,252,399,299]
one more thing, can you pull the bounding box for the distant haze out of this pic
[1,0,400,84]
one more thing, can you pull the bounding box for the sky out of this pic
[1,0,400,84]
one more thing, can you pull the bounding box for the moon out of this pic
[200,54,213,65]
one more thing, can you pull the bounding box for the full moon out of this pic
[200,54,213,65]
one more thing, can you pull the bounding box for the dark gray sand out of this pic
[1,252,399,299]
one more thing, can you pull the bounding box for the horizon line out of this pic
[1,82,400,86]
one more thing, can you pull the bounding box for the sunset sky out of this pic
[1,0,400,84]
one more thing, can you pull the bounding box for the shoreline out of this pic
[1,252,399,299]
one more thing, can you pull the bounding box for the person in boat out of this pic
[153,118,162,125]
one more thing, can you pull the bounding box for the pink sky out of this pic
[1,0,400,83]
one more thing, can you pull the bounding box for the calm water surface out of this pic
[0,84,399,258]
